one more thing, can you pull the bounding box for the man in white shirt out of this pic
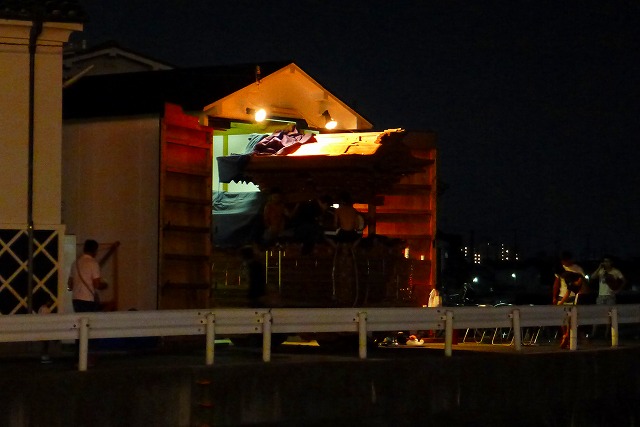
[68,239,104,312]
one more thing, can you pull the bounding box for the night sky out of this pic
[72,0,640,259]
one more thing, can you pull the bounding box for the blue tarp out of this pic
[216,134,267,183]
[212,191,265,247]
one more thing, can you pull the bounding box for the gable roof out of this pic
[203,63,373,130]
[64,40,175,76]
[63,61,291,119]
[0,0,85,23]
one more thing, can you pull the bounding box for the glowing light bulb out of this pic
[325,119,337,129]
[254,108,267,122]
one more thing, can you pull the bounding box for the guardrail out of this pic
[1,304,638,371]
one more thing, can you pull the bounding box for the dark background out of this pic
[72,0,640,259]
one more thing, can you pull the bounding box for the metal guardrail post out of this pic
[610,307,619,348]
[205,313,215,366]
[78,317,89,371]
[444,310,453,357]
[358,312,367,359]
[569,306,578,351]
[278,250,282,293]
[511,309,522,351]
[262,312,272,362]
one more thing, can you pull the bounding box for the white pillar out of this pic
[205,313,215,365]
[512,309,522,351]
[358,311,367,359]
[262,312,272,362]
[444,310,453,357]
[78,317,89,371]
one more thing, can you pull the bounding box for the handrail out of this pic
[1,304,637,371]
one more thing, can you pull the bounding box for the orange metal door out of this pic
[159,103,213,309]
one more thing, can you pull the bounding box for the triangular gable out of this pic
[203,63,373,131]
[64,41,174,78]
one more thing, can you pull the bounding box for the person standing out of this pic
[590,255,626,338]
[591,256,626,305]
[240,246,266,308]
[552,251,587,306]
[68,239,105,312]
[552,251,586,348]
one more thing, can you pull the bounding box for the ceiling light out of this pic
[322,110,337,130]
[246,107,267,122]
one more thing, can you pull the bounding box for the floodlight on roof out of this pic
[322,110,337,130]
[246,107,267,122]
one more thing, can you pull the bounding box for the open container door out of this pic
[159,103,213,309]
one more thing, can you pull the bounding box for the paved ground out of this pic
[1,329,635,373]
[2,332,640,426]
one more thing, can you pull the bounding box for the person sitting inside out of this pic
[262,188,290,248]
[333,192,364,246]
[291,196,331,255]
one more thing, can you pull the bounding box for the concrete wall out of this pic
[63,117,160,310]
[2,346,640,426]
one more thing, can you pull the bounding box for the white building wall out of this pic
[63,117,160,310]
[0,20,79,225]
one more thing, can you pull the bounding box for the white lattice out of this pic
[0,225,64,314]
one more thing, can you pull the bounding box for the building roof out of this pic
[0,0,85,23]
[203,63,373,131]
[63,61,292,119]
[64,40,176,76]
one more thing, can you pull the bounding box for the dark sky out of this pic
[73,0,640,259]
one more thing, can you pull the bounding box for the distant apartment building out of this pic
[463,241,519,264]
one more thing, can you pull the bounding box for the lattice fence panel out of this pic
[0,228,61,314]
